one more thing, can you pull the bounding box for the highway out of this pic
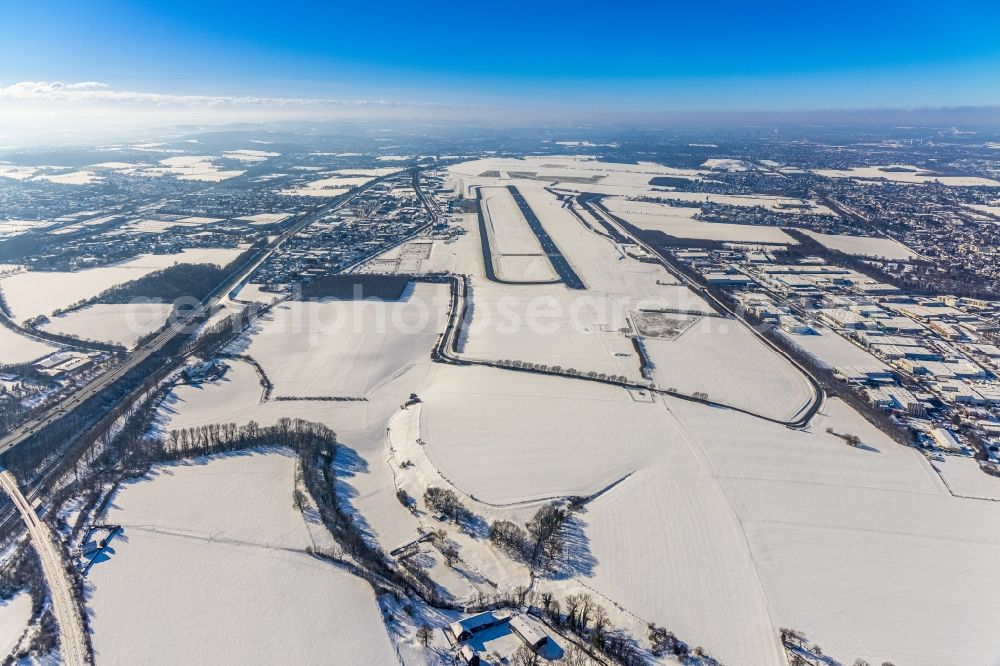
[0,470,89,666]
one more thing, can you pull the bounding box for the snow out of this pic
[31,170,102,185]
[87,452,397,665]
[802,230,918,260]
[0,165,37,180]
[572,395,1000,665]
[0,219,52,238]
[644,316,815,421]
[0,325,58,365]
[245,283,449,398]
[222,149,280,163]
[815,165,1000,187]
[931,456,1000,500]
[604,198,797,244]
[0,592,31,657]
[584,465,781,666]
[701,158,752,171]
[0,247,244,322]
[41,303,174,349]
[148,156,245,182]
[234,212,291,225]
[459,280,644,382]
[647,191,832,214]
[279,168,400,197]
[421,365,665,504]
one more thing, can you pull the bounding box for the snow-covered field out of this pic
[645,191,831,215]
[234,212,291,225]
[87,452,397,665]
[222,149,280,163]
[0,325,58,365]
[279,168,400,197]
[147,155,245,181]
[41,303,174,348]
[244,283,449,397]
[459,279,643,381]
[802,230,919,260]
[0,219,52,238]
[932,456,1000,500]
[815,165,1000,187]
[580,397,1000,666]
[701,158,751,171]
[0,592,31,657]
[0,247,244,322]
[604,198,797,244]
[421,365,665,503]
[0,165,37,180]
[644,317,814,420]
[31,170,102,185]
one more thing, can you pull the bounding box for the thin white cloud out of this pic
[0,80,484,144]
[0,80,449,108]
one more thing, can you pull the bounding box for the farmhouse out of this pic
[509,615,550,652]
[446,611,511,644]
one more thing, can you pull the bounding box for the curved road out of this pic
[0,470,89,666]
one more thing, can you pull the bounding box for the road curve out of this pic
[0,470,89,666]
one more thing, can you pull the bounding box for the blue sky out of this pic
[2,0,1000,124]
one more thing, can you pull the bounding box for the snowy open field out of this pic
[460,279,643,381]
[146,155,245,181]
[802,230,919,260]
[244,282,449,397]
[279,168,400,197]
[643,190,831,215]
[644,317,815,420]
[579,397,1000,666]
[0,247,244,322]
[41,302,174,348]
[815,165,1000,187]
[421,365,667,504]
[931,456,1000,500]
[0,592,31,657]
[222,149,280,163]
[31,170,102,185]
[87,452,397,665]
[234,212,291,225]
[448,155,708,198]
[604,198,797,244]
[0,219,53,238]
[0,325,58,365]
